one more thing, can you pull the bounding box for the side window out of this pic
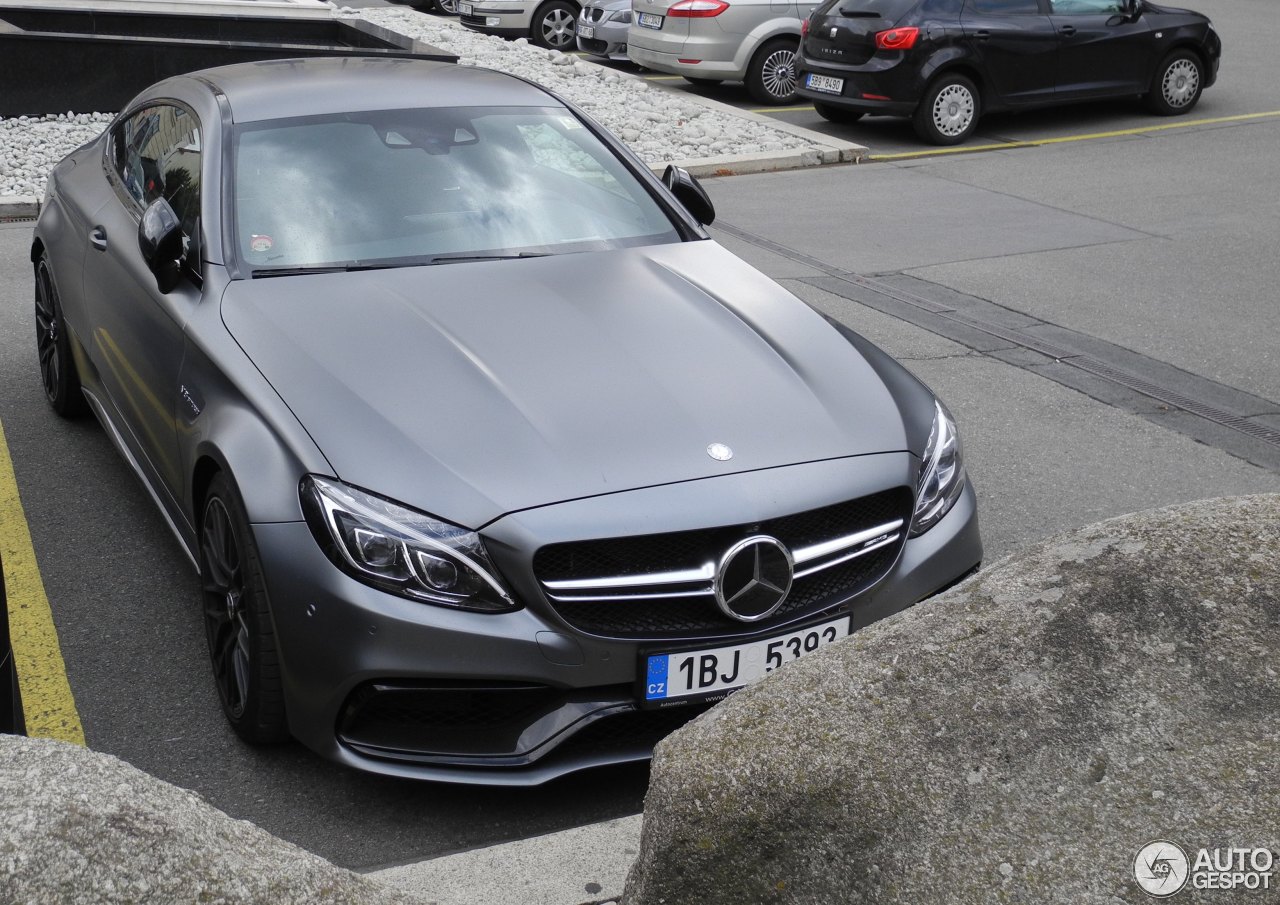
[921,0,964,13]
[968,0,1041,13]
[1048,0,1123,12]
[112,104,202,242]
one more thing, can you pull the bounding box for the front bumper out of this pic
[459,1,532,37]
[255,455,981,784]
[576,18,629,59]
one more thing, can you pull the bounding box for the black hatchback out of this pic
[796,0,1221,144]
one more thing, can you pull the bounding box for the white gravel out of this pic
[0,6,816,200]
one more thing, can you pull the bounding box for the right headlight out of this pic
[300,475,517,612]
[910,401,965,537]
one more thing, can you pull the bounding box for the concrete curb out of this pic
[0,196,39,221]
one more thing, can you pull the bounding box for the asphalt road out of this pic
[2,0,1278,871]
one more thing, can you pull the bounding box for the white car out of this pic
[628,0,818,104]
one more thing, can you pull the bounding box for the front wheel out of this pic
[913,73,980,145]
[746,38,800,105]
[1144,50,1203,115]
[530,0,577,49]
[814,102,864,124]
[34,254,87,417]
[200,472,288,745]
[435,0,459,12]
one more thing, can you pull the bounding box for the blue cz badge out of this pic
[645,655,668,700]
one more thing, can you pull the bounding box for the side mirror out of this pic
[662,165,715,226]
[138,197,184,293]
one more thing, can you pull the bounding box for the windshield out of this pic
[231,106,681,274]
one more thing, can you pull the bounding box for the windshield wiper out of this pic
[251,263,400,278]
[426,252,551,265]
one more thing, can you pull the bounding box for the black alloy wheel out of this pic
[33,255,86,417]
[532,0,577,49]
[1145,50,1204,115]
[747,38,800,105]
[814,102,864,124]
[913,72,980,145]
[200,472,288,744]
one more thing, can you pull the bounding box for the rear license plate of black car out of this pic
[806,73,844,94]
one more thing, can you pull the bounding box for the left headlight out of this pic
[910,401,966,537]
[301,475,517,612]
[614,9,632,22]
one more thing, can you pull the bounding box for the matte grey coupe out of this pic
[32,57,981,784]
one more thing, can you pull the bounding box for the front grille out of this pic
[552,704,712,759]
[460,13,485,26]
[534,488,913,639]
[579,36,609,52]
[584,6,606,22]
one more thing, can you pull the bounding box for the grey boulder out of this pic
[0,735,417,905]
[624,494,1280,904]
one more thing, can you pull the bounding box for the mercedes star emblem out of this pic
[707,443,734,461]
[714,536,794,622]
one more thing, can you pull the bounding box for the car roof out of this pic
[186,57,560,123]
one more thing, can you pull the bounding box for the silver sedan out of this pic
[627,0,818,103]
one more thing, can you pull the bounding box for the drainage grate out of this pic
[714,221,1280,456]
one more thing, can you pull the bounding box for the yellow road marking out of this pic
[749,105,816,113]
[642,74,684,80]
[868,109,1280,161]
[0,418,85,745]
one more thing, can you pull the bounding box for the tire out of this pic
[33,254,87,418]
[200,472,288,745]
[1144,50,1204,115]
[530,0,577,49]
[683,77,724,87]
[814,102,864,124]
[436,0,459,13]
[913,73,980,145]
[746,38,800,105]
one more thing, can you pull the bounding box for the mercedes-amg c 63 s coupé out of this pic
[32,57,982,783]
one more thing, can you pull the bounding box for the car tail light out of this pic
[668,0,729,16]
[801,17,809,37]
[875,26,919,50]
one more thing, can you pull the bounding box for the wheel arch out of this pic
[733,20,801,73]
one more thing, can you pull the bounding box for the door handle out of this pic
[1059,24,1076,35]
[89,226,108,251]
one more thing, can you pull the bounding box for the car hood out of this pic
[221,241,913,528]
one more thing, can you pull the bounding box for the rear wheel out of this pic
[200,472,288,745]
[746,38,800,105]
[530,0,577,49]
[814,102,864,124]
[913,73,979,145]
[33,254,86,417]
[1144,50,1203,115]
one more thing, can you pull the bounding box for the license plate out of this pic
[643,615,850,705]
[459,2,472,13]
[578,23,594,37]
[805,73,844,94]
[637,12,663,28]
